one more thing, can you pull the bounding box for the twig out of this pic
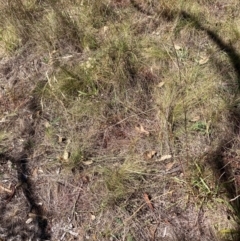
[69,186,82,223]
[106,108,155,130]
[230,195,240,202]
[5,182,22,203]
[194,197,205,225]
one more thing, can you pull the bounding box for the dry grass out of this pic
[1,0,240,240]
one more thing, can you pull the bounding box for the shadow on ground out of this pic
[0,98,51,240]
[180,10,240,239]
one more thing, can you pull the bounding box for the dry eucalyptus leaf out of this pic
[44,121,50,128]
[146,150,157,159]
[63,150,70,161]
[0,184,12,194]
[190,115,200,122]
[56,167,61,174]
[143,193,154,211]
[7,160,12,170]
[103,26,109,33]
[32,168,38,179]
[159,155,172,161]
[67,230,78,237]
[157,82,165,88]
[149,225,158,240]
[26,218,33,224]
[135,124,149,136]
[57,135,67,143]
[57,135,63,143]
[199,56,209,65]
[82,175,90,183]
[83,160,93,166]
[166,162,175,171]
[0,117,6,123]
[174,44,182,50]
[180,172,184,178]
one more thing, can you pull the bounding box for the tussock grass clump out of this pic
[102,159,144,205]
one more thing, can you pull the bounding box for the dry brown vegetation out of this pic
[1,0,240,240]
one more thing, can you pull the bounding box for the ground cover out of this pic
[1,0,240,240]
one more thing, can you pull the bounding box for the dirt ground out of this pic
[0,48,238,241]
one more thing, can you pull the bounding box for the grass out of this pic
[1,0,240,240]
[101,158,144,205]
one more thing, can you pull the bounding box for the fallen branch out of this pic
[0,184,12,194]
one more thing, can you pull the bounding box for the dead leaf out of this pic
[7,160,12,170]
[26,218,33,224]
[159,154,172,161]
[56,167,61,174]
[157,82,165,88]
[174,44,182,50]
[143,193,154,211]
[57,135,67,143]
[0,184,12,194]
[58,135,63,143]
[135,124,149,136]
[32,168,38,179]
[145,150,157,160]
[103,26,109,33]
[149,224,158,241]
[63,150,70,161]
[44,121,50,128]
[69,230,79,237]
[35,111,41,118]
[82,175,90,184]
[190,115,200,122]
[0,117,6,123]
[83,160,93,166]
[166,162,175,171]
[199,56,209,65]
[180,172,184,178]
